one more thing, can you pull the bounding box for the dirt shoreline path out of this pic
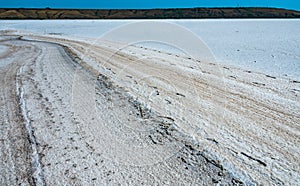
[0,35,299,185]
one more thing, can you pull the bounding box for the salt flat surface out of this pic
[176,19,300,81]
[19,34,299,185]
[0,45,7,54]
[0,19,299,80]
[1,22,299,185]
[0,45,12,68]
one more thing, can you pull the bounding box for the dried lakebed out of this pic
[0,35,299,185]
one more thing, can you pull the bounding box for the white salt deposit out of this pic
[0,19,299,80]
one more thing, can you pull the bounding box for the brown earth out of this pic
[0,7,299,19]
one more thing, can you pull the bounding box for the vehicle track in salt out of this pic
[0,33,299,185]
[0,38,38,185]
[0,37,237,185]
[26,35,300,185]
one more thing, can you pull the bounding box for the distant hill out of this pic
[0,7,300,19]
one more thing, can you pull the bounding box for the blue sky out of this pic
[0,0,299,11]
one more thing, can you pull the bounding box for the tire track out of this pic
[2,34,299,185]
[0,40,37,186]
